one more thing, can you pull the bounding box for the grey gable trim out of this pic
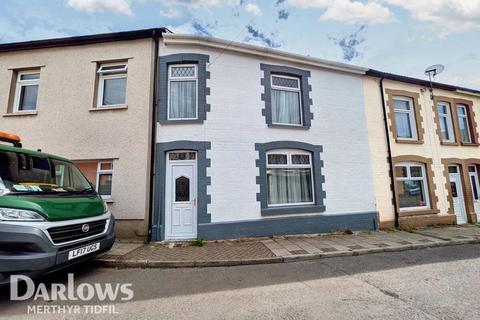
[260,64,314,128]
[151,140,211,241]
[255,141,326,216]
[157,54,210,124]
[198,211,377,240]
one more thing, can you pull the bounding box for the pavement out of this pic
[1,243,480,319]
[97,224,480,268]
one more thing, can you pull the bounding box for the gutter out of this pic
[379,77,399,228]
[147,31,160,242]
[162,33,367,75]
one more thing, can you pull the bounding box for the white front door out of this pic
[165,151,197,240]
[468,165,480,220]
[449,165,467,224]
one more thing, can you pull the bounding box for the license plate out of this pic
[68,242,100,260]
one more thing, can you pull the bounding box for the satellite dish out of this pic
[424,64,445,78]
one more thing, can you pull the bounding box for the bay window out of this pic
[266,149,314,206]
[395,162,430,210]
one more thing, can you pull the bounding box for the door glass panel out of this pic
[175,176,190,202]
[169,152,196,161]
[471,175,479,200]
[450,182,458,198]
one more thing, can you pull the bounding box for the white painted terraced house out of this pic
[152,34,377,241]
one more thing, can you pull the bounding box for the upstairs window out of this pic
[437,102,455,143]
[266,149,314,206]
[168,64,198,120]
[456,104,472,143]
[395,162,430,210]
[393,96,417,140]
[14,71,40,112]
[97,63,127,107]
[271,75,302,125]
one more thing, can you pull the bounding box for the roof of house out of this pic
[366,69,480,96]
[0,27,478,95]
[0,28,169,53]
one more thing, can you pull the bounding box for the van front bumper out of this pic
[0,213,115,285]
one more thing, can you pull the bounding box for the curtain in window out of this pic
[458,117,471,142]
[103,78,126,105]
[267,168,313,204]
[394,112,412,138]
[169,80,196,119]
[272,89,301,125]
[19,85,39,110]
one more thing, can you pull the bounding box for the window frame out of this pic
[393,96,418,141]
[270,74,303,126]
[97,62,128,108]
[266,149,314,207]
[13,70,41,113]
[437,101,456,143]
[456,104,472,144]
[96,161,113,199]
[395,162,430,212]
[167,64,199,121]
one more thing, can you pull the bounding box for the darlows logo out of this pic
[10,274,134,302]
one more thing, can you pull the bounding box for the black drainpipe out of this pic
[379,77,399,228]
[147,31,160,242]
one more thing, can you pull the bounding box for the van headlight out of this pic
[102,200,109,214]
[0,208,45,221]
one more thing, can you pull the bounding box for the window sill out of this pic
[395,139,423,144]
[261,204,326,216]
[460,142,479,147]
[3,111,38,117]
[440,141,459,146]
[398,208,440,217]
[102,197,114,203]
[268,124,310,130]
[159,119,204,125]
[90,105,128,112]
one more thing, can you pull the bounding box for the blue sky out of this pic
[2,0,480,89]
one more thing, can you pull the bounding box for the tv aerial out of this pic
[424,64,445,99]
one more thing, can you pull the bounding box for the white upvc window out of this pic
[96,161,113,198]
[437,102,455,142]
[271,75,302,126]
[395,162,430,211]
[456,104,472,143]
[13,71,40,112]
[168,64,198,120]
[97,63,127,107]
[266,149,314,207]
[393,96,417,140]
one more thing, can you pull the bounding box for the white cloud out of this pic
[161,0,221,9]
[385,0,480,33]
[286,0,331,8]
[159,7,182,18]
[321,0,393,24]
[66,0,133,16]
[245,3,262,16]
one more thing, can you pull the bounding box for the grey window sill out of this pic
[89,105,128,112]
[159,119,204,125]
[3,111,38,117]
[261,204,326,216]
[268,124,310,130]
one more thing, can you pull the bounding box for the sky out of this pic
[1,0,480,89]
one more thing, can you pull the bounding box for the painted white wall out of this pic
[157,42,375,223]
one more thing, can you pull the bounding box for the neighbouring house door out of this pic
[449,165,467,224]
[468,165,480,220]
[165,151,197,240]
